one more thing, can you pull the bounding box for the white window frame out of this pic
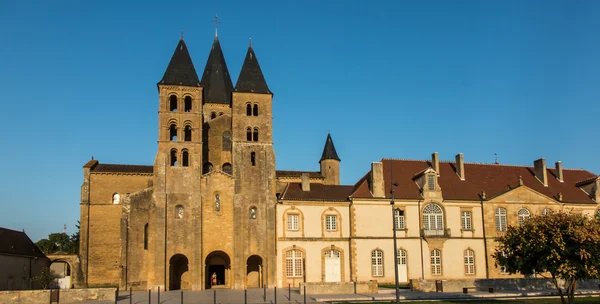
[287,214,299,231]
[461,211,472,230]
[325,215,337,231]
[495,208,507,232]
[542,208,552,216]
[423,204,444,236]
[518,208,531,225]
[427,174,436,190]
[285,250,303,277]
[371,250,383,277]
[464,249,475,275]
[394,209,405,230]
[431,249,442,275]
[397,249,407,265]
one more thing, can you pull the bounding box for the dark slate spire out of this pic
[320,133,341,162]
[234,44,271,94]
[159,38,201,87]
[199,37,234,105]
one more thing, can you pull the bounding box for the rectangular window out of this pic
[287,214,299,231]
[461,211,472,230]
[325,215,337,231]
[464,250,475,275]
[286,250,303,277]
[394,209,405,229]
[431,250,442,275]
[371,250,383,276]
[495,208,507,232]
[427,175,436,190]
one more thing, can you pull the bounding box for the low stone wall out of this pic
[0,288,116,304]
[299,281,378,295]
[411,278,600,293]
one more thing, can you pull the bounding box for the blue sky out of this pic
[0,0,599,242]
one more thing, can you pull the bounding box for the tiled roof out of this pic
[158,39,201,87]
[276,170,323,179]
[320,133,340,162]
[350,159,598,204]
[200,37,233,105]
[0,227,48,259]
[234,45,271,94]
[91,163,153,174]
[281,183,354,202]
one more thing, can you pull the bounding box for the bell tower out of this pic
[320,133,341,185]
[231,43,277,288]
[150,36,204,290]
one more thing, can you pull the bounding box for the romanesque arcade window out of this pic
[285,250,303,277]
[184,125,192,141]
[211,112,216,119]
[203,162,213,174]
[143,224,148,250]
[250,207,257,219]
[176,205,184,219]
[112,193,120,204]
[246,103,252,116]
[253,104,259,116]
[246,127,252,141]
[253,128,259,141]
[371,250,383,277]
[495,208,507,232]
[518,208,531,225]
[222,163,232,175]
[423,204,444,236]
[431,249,442,275]
[250,152,256,166]
[170,149,178,166]
[184,96,192,112]
[169,124,177,141]
[464,249,475,275]
[169,95,177,112]
[215,194,221,212]
[394,209,405,229]
[182,150,189,167]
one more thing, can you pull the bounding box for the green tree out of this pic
[32,267,57,289]
[35,238,56,254]
[493,211,600,304]
[35,222,80,254]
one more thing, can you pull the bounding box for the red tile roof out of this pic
[281,183,354,202]
[276,170,323,179]
[350,159,598,204]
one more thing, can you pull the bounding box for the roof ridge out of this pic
[0,227,26,233]
[384,157,591,171]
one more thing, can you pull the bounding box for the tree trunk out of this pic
[550,274,567,304]
[567,278,577,304]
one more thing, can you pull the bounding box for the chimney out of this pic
[301,173,310,191]
[431,152,439,175]
[594,179,600,201]
[371,162,385,198]
[534,158,548,187]
[555,161,564,182]
[455,153,465,180]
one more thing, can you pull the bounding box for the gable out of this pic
[487,185,560,206]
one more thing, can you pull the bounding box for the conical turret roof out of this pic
[200,37,234,105]
[158,38,200,87]
[320,133,341,162]
[235,45,271,94]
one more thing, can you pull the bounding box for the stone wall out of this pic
[0,288,116,304]
[299,281,377,295]
[411,278,600,293]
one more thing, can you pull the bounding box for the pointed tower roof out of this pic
[320,133,341,162]
[200,37,234,105]
[234,44,271,94]
[159,38,200,87]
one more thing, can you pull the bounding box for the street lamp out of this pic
[391,181,399,304]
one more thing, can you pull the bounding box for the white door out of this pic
[397,250,408,283]
[325,250,341,282]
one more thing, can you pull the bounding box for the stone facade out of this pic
[79,34,600,291]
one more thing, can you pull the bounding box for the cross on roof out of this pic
[213,14,220,37]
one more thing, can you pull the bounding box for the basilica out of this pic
[79,33,600,291]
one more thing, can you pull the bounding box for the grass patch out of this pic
[378,283,410,289]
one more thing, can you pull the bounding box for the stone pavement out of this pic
[77,287,600,304]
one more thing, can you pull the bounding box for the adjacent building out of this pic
[0,227,50,290]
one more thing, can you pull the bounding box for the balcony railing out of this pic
[421,228,451,238]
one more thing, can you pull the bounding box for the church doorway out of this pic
[205,251,231,289]
[246,255,263,288]
[169,254,189,290]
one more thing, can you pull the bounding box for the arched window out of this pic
[251,152,256,166]
[542,208,552,216]
[371,249,383,277]
[423,204,444,236]
[143,223,148,250]
[169,95,177,112]
[219,112,223,116]
[222,132,232,151]
[246,103,252,116]
[285,249,303,277]
[495,208,507,232]
[203,162,213,174]
[253,128,259,141]
[182,150,189,167]
[215,194,221,212]
[170,149,178,166]
[394,209,405,230]
[250,206,257,219]
[112,193,120,204]
[464,249,475,274]
[184,125,192,141]
[222,163,232,175]
[176,205,184,219]
[169,124,177,141]
[518,208,531,225]
[211,112,216,119]
[253,104,259,116]
[431,249,442,275]
[246,127,252,141]
[184,96,192,112]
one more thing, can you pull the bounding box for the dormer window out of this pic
[427,174,436,191]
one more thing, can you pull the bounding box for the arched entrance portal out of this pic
[169,254,189,290]
[49,261,71,289]
[246,255,263,288]
[205,251,231,289]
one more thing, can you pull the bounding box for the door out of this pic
[325,250,341,282]
[397,250,408,283]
